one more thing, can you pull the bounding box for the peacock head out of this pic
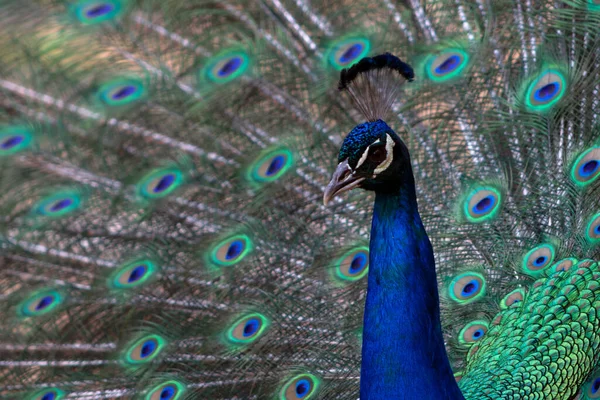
[324,119,412,205]
[323,53,415,205]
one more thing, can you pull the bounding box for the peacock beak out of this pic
[323,160,366,206]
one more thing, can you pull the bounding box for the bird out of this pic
[0,0,599,399]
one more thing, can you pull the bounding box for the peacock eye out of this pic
[146,380,186,400]
[279,374,320,400]
[367,146,386,163]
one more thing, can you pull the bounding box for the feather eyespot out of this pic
[570,146,600,187]
[585,374,600,398]
[327,38,371,70]
[19,289,63,317]
[203,51,249,84]
[146,380,185,400]
[34,190,83,218]
[462,186,502,223]
[226,313,269,344]
[425,49,469,82]
[248,148,294,184]
[279,374,320,400]
[522,244,555,277]
[73,0,123,25]
[137,168,184,200]
[110,260,158,289]
[0,126,33,156]
[124,334,165,365]
[458,320,489,346]
[334,247,369,282]
[524,69,567,111]
[210,234,252,267]
[549,257,578,274]
[586,212,600,243]
[98,78,146,107]
[29,389,65,400]
[448,272,486,304]
[500,288,526,309]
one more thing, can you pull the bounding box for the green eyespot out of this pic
[570,146,600,187]
[586,212,600,244]
[72,0,125,25]
[28,388,66,400]
[34,189,83,218]
[19,289,64,318]
[462,186,502,223]
[247,148,294,185]
[424,48,470,82]
[448,272,486,304]
[109,259,158,290]
[209,234,253,267]
[202,50,250,84]
[137,168,184,200]
[500,288,526,309]
[0,125,34,156]
[145,380,186,400]
[226,312,270,345]
[549,257,578,274]
[123,334,166,366]
[326,37,371,71]
[97,77,146,108]
[458,320,489,346]
[279,373,321,400]
[334,247,369,282]
[521,244,556,277]
[523,69,567,112]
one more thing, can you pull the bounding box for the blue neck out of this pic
[360,185,464,400]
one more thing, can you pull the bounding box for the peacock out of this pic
[1,0,600,399]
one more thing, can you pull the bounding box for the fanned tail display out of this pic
[0,1,599,399]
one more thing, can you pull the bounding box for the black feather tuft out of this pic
[338,53,414,91]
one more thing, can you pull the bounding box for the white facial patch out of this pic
[373,134,395,174]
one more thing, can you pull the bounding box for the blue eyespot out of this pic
[160,386,175,400]
[1,135,23,149]
[128,265,147,283]
[97,77,146,108]
[218,57,243,78]
[295,379,310,398]
[435,55,460,74]
[522,244,555,276]
[266,155,286,177]
[449,272,486,304]
[210,235,253,267]
[203,51,250,84]
[571,147,600,187]
[326,37,371,70]
[123,334,165,365]
[425,49,470,82]
[34,190,83,218]
[30,389,66,400]
[534,82,559,102]
[463,186,502,223]
[248,148,294,185]
[580,160,599,177]
[472,195,496,215]
[461,280,479,297]
[226,313,270,344]
[524,69,567,112]
[280,374,320,400]
[137,168,184,200]
[140,340,156,358]
[334,247,369,282]
[85,3,115,18]
[458,320,489,346]
[0,126,34,156]
[243,318,260,337]
[19,289,64,318]
[593,377,600,394]
[72,0,124,25]
[145,380,186,400]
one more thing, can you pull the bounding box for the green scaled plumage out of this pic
[0,1,599,399]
